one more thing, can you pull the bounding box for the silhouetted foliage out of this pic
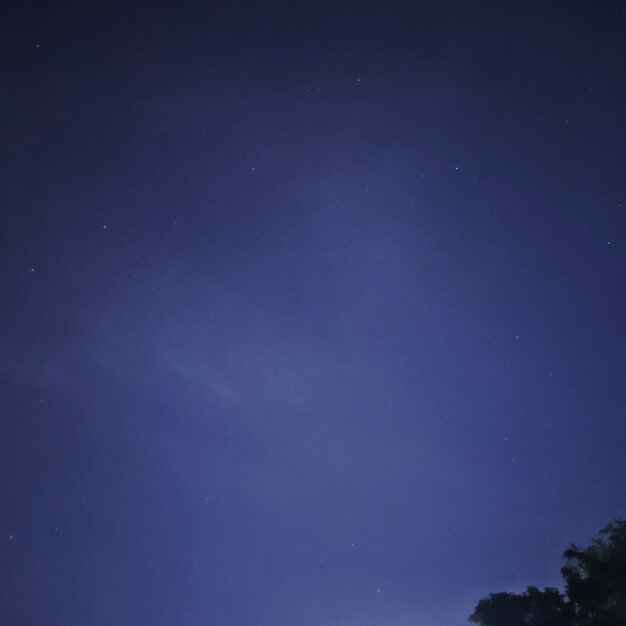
[469,586,572,626]
[469,519,626,626]
[561,520,626,626]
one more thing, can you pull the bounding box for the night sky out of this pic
[2,2,626,625]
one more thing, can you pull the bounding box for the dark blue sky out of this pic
[2,2,625,624]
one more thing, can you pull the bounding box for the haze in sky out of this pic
[1,2,625,625]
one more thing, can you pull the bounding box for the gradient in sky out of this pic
[1,2,625,625]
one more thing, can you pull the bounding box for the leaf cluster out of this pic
[469,520,626,626]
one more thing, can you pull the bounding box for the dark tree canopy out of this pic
[561,520,626,626]
[469,520,626,626]
[469,586,572,626]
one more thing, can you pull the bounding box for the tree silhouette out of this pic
[561,520,626,626]
[469,519,626,626]
[469,586,572,626]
